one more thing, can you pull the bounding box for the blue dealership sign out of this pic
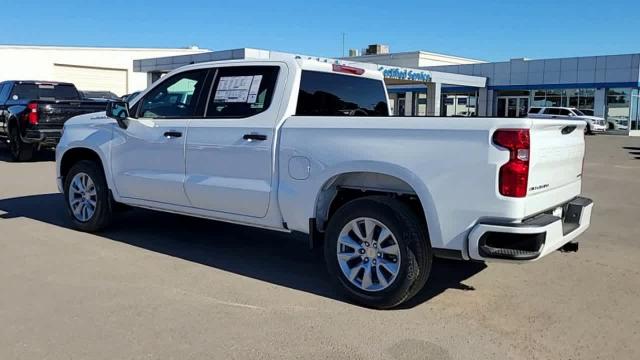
[378,66,431,82]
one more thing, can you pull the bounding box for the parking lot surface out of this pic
[0,135,639,360]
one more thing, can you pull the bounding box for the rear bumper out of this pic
[23,129,62,146]
[468,197,593,262]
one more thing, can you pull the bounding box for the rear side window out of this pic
[206,66,279,118]
[296,71,389,116]
[528,107,541,114]
[544,108,560,115]
[10,83,80,100]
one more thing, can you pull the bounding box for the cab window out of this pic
[205,66,280,118]
[138,69,208,118]
[296,71,389,116]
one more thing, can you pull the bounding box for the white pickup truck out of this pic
[55,54,593,309]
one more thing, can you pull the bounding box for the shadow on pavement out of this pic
[0,146,56,163]
[0,193,486,309]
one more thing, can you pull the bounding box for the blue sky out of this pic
[2,0,639,61]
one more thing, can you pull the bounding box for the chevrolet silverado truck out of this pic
[0,80,107,161]
[55,54,593,309]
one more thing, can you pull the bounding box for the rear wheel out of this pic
[63,160,113,232]
[324,196,432,309]
[9,126,34,162]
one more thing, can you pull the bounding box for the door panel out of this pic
[112,119,190,205]
[111,68,209,207]
[184,122,273,216]
[184,64,286,218]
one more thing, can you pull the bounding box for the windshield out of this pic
[572,109,585,116]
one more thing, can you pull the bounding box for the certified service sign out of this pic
[378,66,431,82]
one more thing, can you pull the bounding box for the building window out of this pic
[578,89,595,111]
[443,93,477,117]
[607,88,631,132]
[528,89,594,112]
[545,89,562,107]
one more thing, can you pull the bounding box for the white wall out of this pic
[0,45,207,95]
[343,51,483,69]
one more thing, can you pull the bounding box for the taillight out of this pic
[27,102,39,125]
[332,64,365,75]
[493,129,530,198]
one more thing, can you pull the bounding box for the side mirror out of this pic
[106,100,130,129]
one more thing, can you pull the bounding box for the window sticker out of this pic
[247,75,263,103]
[214,75,263,103]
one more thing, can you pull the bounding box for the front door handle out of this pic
[243,134,267,141]
[164,131,182,138]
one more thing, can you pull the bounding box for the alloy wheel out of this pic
[336,217,401,292]
[68,172,98,222]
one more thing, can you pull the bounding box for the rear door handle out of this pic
[243,134,267,141]
[164,131,182,138]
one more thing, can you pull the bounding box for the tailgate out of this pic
[526,119,585,213]
[37,101,107,128]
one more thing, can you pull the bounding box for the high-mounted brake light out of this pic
[332,64,365,75]
[27,102,39,125]
[493,129,530,198]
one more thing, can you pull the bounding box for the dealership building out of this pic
[346,50,640,135]
[133,46,640,135]
[3,44,639,135]
[0,45,208,96]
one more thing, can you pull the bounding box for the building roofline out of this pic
[345,50,485,63]
[429,53,640,68]
[0,44,209,52]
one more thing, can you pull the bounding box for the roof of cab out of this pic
[157,50,384,82]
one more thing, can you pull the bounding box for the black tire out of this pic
[9,125,34,162]
[63,160,113,232]
[324,196,432,309]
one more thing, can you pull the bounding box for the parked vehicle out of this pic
[0,81,107,161]
[80,90,120,101]
[528,106,607,134]
[55,55,593,309]
[606,116,629,131]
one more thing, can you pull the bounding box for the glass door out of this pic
[507,98,518,117]
[497,98,507,117]
[518,97,529,117]
[497,97,529,117]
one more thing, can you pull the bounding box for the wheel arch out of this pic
[59,147,108,188]
[312,166,440,246]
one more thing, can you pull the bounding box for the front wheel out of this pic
[324,196,432,309]
[63,160,113,232]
